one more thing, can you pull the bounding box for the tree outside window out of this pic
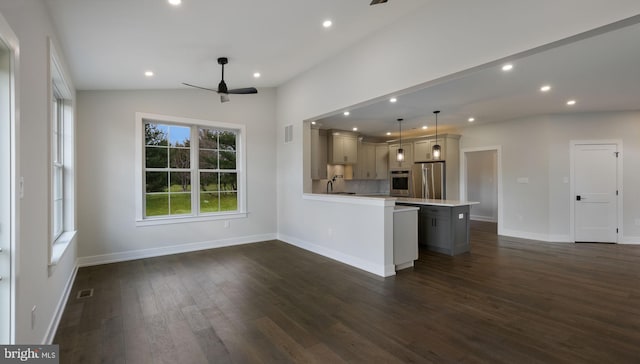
[143,121,239,218]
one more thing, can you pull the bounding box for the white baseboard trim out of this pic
[470,215,497,223]
[499,229,572,243]
[619,237,640,244]
[43,263,78,345]
[77,233,277,267]
[278,233,394,278]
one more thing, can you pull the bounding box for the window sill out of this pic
[48,230,77,276]
[136,212,248,227]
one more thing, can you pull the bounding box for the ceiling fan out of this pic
[182,57,258,103]
[370,0,388,5]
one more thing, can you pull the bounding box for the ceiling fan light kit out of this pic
[182,57,258,103]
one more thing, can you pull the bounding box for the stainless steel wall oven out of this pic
[389,169,412,197]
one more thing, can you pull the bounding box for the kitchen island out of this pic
[299,193,477,277]
[396,198,479,256]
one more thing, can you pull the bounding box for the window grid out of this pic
[198,128,238,214]
[143,121,239,219]
[52,96,64,240]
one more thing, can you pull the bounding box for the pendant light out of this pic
[396,118,404,162]
[432,110,441,160]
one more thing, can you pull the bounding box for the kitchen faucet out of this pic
[326,175,338,194]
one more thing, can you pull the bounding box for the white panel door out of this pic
[574,144,618,242]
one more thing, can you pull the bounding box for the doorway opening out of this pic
[461,146,502,235]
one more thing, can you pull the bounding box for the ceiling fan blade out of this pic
[370,0,388,5]
[182,82,219,92]
[227,87,258,95]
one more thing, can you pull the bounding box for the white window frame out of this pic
[48,39,76,270]
[135,112,248,226]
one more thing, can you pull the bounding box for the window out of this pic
[51,93,63,239]
[136,113,246,224]
[49,38,76,268]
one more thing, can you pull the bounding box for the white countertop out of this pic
[394,197,479,207]
[305,193,478,207]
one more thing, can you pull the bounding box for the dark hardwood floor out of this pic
[54,222,640,363]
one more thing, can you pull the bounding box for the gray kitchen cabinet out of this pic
[414,138,447,162]
[355,141,375,179]
[355,142,389,180]
[328,131,358,165]
[310,128,328,180]
[388,143,413,169]
[413,139,433,162]
[412,204,471,255]
[374,145,389,179]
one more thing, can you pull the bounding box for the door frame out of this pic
[569,140,622,243]
[460,146,503,235]
[0,11,19,344]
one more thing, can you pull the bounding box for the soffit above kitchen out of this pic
[315,16,640,138]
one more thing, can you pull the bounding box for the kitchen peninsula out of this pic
[300,193,477,278]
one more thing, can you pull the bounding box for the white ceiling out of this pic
[46,2,640,138]
[46,0,425,90]
[316,18,640,138]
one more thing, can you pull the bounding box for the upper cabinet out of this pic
[354,142,388,180]
[310,128,328,180]
[374,145,389,180]
[413,134,459,162]
[389,143,413,169]
[328,131,358,165]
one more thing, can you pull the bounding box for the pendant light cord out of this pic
[433,110,440,144]
[398,119,402,148]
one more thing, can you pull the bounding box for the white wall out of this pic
[460,111,640,242]
[0,0,77,343]
[76,89,277,261]
[466,150,497,222]
[276,1,640,263]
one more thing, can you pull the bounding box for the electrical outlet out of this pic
[31,305,37,330]
[224,221,230,228]
[635,219,640,226]
[328,228,333,238]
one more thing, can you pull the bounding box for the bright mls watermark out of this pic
[0,346,58,363]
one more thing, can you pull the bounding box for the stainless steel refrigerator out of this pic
[411,161,445,199]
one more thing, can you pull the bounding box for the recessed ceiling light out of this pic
[567,100,577,106]
[501,63,514,71]
[422,126,428,130]
[311,121,316,125]
[144,71,154,77]
[253,72,261,78]
[343,111,350,116]
[468,117,475,122]
[352,127,358,131]
[540,85,551,92]
[322,20,332,28]
[386,132,391,136]
[168,0,181,6]
[389,97,397,103]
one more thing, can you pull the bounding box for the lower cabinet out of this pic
[410,205,471,256]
